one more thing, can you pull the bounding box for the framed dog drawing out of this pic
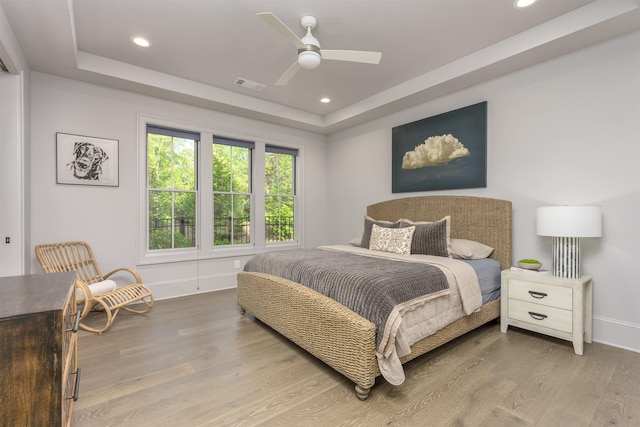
[56,133,119,187]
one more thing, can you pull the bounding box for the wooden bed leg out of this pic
[355,384,370,401]
[239,306,246,315]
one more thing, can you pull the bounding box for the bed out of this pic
[237,195,512,400]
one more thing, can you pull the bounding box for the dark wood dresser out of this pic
[0,272,80,426]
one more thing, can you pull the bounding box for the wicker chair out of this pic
[35,241,154,333]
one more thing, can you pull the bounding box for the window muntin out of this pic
[147,126,198,251]
[212,138,253,246]
[265,145,297,243]
[140,117,301,263]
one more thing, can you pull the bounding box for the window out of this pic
[265,146,297,243]
[146,126,198,251]
[140,117,301,262]
[212,137,253,246]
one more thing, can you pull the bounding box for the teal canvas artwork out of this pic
[392,101,487,193]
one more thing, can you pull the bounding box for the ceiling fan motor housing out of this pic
[297,16,321,69]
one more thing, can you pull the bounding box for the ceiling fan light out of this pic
[298,51,321,70]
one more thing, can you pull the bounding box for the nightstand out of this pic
[500,269,592,355]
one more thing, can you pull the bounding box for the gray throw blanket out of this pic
[243,248,449,348]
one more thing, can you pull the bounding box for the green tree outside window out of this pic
[213,141,251,246]
[265,151,295,242]
[147,130,197,250]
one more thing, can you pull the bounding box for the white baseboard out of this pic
[593,315,640,353]
[145,273,238,301]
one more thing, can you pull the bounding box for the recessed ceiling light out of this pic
[132,36,151,47]
[514,0,536,8]
[320,97,331,103]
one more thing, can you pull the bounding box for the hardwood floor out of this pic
[72,289,640,426]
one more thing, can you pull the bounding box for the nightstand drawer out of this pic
[508,279,572,310]
[508,299,573,333]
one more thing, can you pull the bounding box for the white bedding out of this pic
[319,245,483,385]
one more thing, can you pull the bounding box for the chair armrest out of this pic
[75,279,94,319]
[103,267,143,284]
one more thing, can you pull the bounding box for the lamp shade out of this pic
[536,206,602,237]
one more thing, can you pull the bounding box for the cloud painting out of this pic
[402,134,469,169]
[392,102,487,193]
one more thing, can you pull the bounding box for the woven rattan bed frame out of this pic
[237,195,512,400]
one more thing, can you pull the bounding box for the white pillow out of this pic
[348,236,362,247]
[369,224,415,255]
[451,238,494,259]
[361,216,403,248]
[76,279,117,303]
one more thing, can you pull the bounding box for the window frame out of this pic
[212,136,254,248]
[146,125,199,252]
[137,114,302,265]
[264,145,298,245]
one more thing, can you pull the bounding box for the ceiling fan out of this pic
[257,12,383,86]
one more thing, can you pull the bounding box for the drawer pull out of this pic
[66,310,82,333]
[528,311,548,321]
[528,291,548,299]
[67,367,81,402]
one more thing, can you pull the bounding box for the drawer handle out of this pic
[66,309,82,333]
[67,367,81,402]
[528,291,548,299]
[528,311,548,321]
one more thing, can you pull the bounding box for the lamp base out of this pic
[552,236,581,278]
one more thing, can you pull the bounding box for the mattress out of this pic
[462,258,502,304]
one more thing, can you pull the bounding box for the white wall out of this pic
[0,2,30,277]
[327,32,640,352]
[0,72,24,276]
[29,73,328,299]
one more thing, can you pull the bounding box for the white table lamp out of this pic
[536,206,602,278]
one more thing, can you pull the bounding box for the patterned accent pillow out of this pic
[369,224,416,255]
[360,216,402,248]
[399,216,451,257]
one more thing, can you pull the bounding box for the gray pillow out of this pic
[400,216,451,257]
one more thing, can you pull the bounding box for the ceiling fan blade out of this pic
[257,12,305,50]
[275,62,300,86]
[321,50,382,64]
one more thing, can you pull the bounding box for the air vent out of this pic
[233,77,266,92]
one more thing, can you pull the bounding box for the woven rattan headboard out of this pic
[367,196,512,270]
